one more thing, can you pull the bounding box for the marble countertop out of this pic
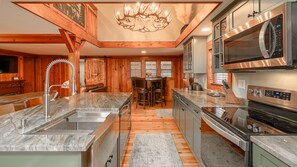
[0,92,131,152]
[172,88,247,108]
[251,136,297,167]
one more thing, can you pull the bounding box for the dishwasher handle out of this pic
[120,103,130,116]
[201,112,249,151]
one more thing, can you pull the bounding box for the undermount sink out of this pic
[33,110,111,135]
[67,111,110,123]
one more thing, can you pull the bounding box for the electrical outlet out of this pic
[238,80,246,89]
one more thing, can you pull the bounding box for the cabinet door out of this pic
[253,144,289,167]
[179,106,186,135]
[188,42,193,72]
[193,115,201,160]
[108,142,118,167]
[183,45,188,71]
[232,0,254,28]
[185,108,193,149]
[259,0,283,13]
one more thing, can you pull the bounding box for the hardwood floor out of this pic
[122,102,200,167]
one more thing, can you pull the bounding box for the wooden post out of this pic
[59,29,85,95]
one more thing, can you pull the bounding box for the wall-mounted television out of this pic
[0,56,18,74]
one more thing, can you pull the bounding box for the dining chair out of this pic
[131,77,139,102]
[134,78,150,109]
[0,103,15,116]
[154,77,167,107]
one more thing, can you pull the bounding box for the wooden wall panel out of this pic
[23,57,35,93]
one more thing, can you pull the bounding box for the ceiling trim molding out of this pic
[100,41,176,48]
[0,34,73,43]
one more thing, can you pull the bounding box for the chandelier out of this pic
[115,3,171,32]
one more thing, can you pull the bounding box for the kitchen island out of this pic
[0,92,131,167]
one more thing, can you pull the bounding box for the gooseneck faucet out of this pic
[44,59,77,121]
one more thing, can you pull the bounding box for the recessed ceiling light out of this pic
[202,28,211,32]
[141,50,147,54]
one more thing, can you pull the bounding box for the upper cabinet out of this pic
[231,0,255,29]
[212,18,228,73]
[183,36,207,74]
[231,0,283,29]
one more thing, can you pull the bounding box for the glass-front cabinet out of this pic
[183,36,207,73]
[212,18,227,73]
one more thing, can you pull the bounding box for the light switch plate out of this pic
[238,80,245,89]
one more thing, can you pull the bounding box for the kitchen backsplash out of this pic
[232,70,297,98]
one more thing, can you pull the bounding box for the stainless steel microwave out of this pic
[223,2,297,70]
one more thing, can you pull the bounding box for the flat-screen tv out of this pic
[0,56,18,74]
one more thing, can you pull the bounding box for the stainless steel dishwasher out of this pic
[119,99,131,166]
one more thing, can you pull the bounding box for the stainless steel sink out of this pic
[33,110,111,135]
[35,119,103,135]
[67,111,110,123]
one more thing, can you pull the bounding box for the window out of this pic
[130,62,141,77]
[145,61,157,77]
[213,73,228,84]
[161,61,172,77]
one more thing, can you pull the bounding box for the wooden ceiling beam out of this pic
[0,34,72,43]
[59,29,75,52]
[100,41,176,48]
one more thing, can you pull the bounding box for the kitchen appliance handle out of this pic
[259,21,277,58]
[120,103,130,116]
[201,112,248,151]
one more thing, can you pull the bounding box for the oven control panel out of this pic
[264,90,291,101]
[247,85,297,111]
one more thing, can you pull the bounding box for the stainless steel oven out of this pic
[200,111,250,167]
[223,2,297,70]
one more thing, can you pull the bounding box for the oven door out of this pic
[223,9,285,69]
[201,112,249,167]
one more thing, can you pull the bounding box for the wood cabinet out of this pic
[253,143,289,167]
[0,80,25,96]
[183,36,207,74]
[173,91,202,163]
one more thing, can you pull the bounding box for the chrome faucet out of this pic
[44,59,77,121]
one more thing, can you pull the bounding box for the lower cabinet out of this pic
[185,103,194,149]
[173,93,202,163]
[253,143,289,167]
[179,106,186,135]
[193,114,201,159]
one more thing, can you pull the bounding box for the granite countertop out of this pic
[172,88,247,108]
[0,92,131,152]
[251,136,297,167]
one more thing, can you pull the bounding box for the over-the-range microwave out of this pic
[223,2,297,70]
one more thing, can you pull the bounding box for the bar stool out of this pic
[131,77,139,102]
[154,77,166,107]
[135,78,150,109]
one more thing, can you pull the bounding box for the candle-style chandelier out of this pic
[115,3,171,33]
